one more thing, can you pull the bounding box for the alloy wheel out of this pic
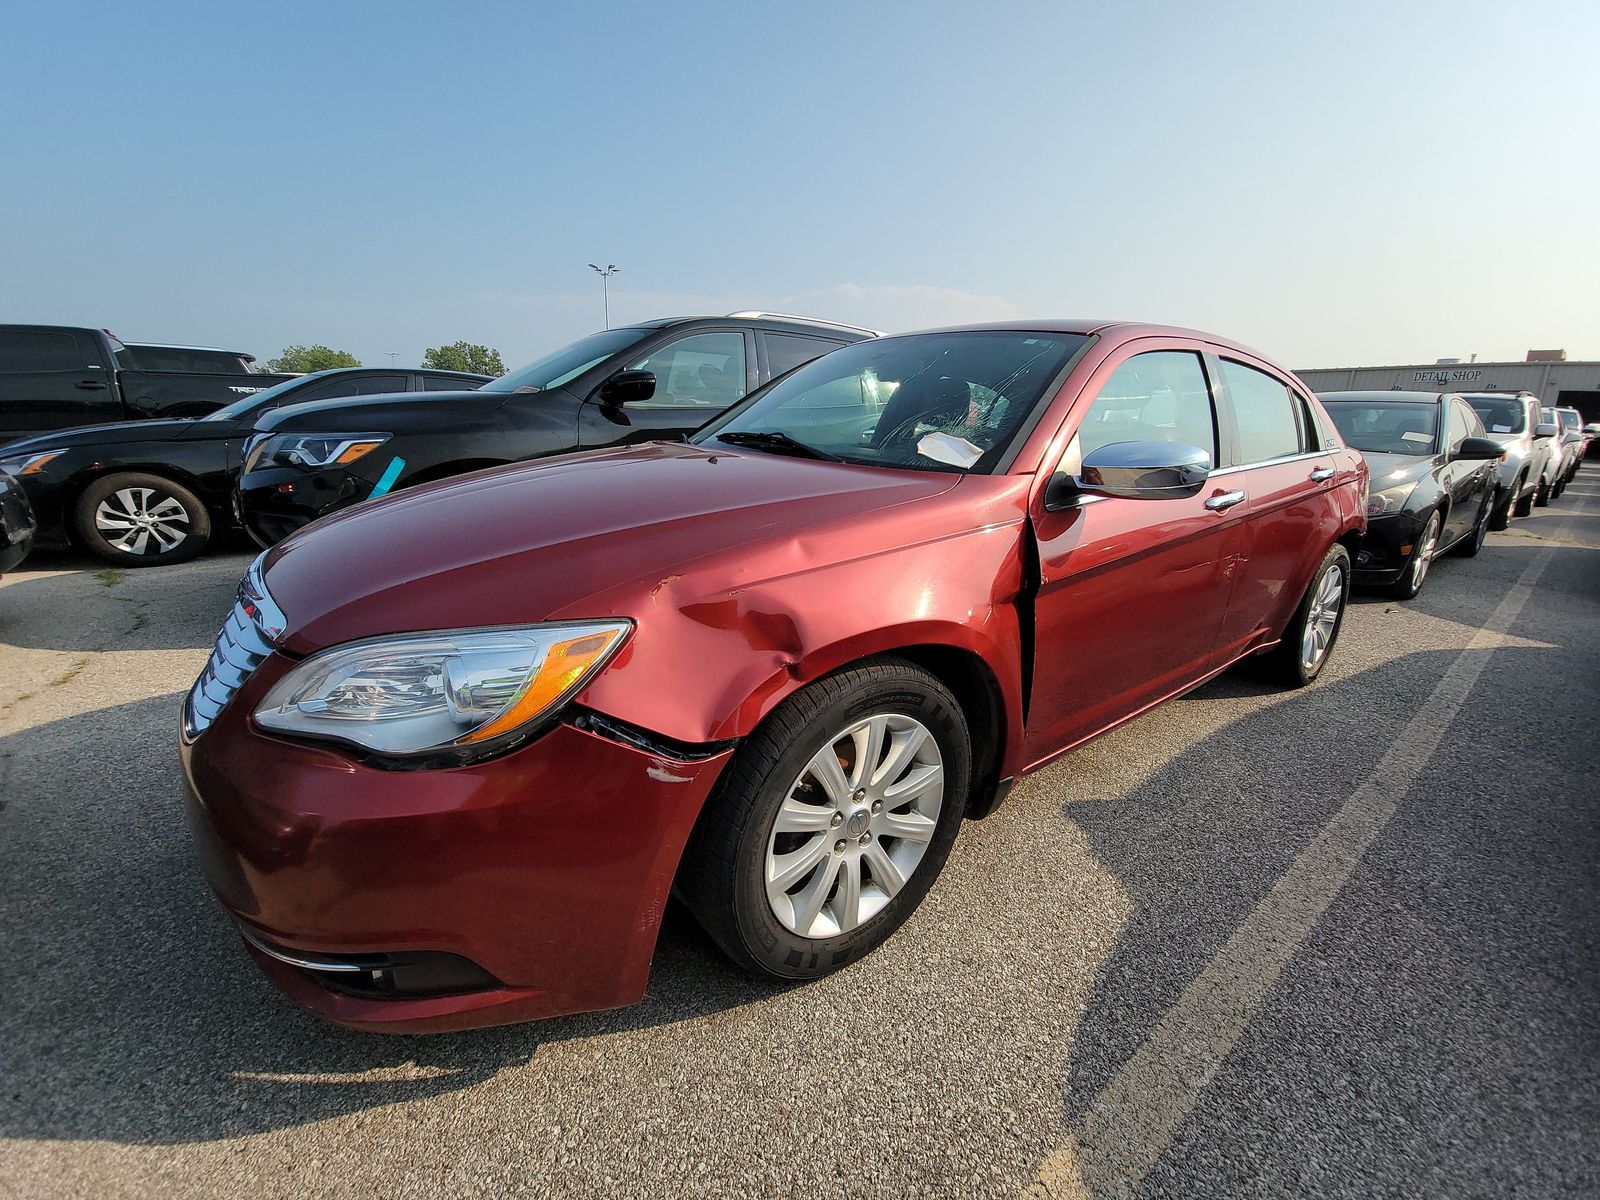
[1411,515,1440,590]
[1300,562,1345,672]
[94,487,190,556]
[765,712,944,939]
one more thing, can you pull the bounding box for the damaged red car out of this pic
[180,321,1367,1032]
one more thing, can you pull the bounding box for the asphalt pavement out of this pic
[2,479,1596,1200]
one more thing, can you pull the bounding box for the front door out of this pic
[579,329,751,448]
[1440,397,1489,543]
[1023,346,1249,767]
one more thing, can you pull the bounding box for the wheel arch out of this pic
[61,464,222,547]
[400,459,510,488]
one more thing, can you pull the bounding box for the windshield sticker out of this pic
[1400,431,1432,444]
[1492,425,1511,433]
[917,431,983,468]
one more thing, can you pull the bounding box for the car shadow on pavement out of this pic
[0,693,785,1147]
[0,547,255,654]
[1054,638,1600,1195]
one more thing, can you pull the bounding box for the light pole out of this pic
[387,352,399,367]
[588,263,619,328]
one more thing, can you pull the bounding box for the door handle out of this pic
[75,380,108,390]
[1309,466,1335,482]
[1204,489,1247,512]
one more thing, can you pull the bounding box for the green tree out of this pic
[266,345,362,373]
[421,341,507,377]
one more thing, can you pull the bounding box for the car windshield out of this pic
[201,372,332,421]
[480,328,648,394]
[1322,402,1439,455]
[1465,396,1525,434]
[693,331,1089,473]
[1558,410,1580,431]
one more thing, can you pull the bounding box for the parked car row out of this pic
[0,314,874,565]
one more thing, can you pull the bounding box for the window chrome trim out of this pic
[1210,449,1331,478]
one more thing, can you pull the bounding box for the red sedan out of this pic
[180,321,1367,1031]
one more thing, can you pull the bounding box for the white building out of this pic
[1295,358,1600,427]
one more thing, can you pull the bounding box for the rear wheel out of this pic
[74,472,211,566]
[1390,510,1441,600]
[679,658,971,981]
[1257,543,1350,687]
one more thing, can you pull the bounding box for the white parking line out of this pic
[1026,494,1588,1200]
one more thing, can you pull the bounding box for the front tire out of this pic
[679,658,971,982]
[1390,509,1441,600]
[74,472,211,566]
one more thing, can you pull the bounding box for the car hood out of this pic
[0,418,215,456]
[257,390,500,432]
[262,441,972,655]
[1361,450,1437,490]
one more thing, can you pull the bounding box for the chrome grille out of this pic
[183,556,283,739]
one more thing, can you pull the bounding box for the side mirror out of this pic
[598,369,656,406]
[1454,435,1504,462]
[1533,422,1558,439]
[1045,440,1210,510]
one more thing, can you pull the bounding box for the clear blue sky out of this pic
[2,0,1596,369]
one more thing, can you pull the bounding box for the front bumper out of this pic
[181,652,733,1032]
[236,465,371,547]
[0,479,39,571]
[1353,510,1425,585]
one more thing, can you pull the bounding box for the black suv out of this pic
[236,313,876,545]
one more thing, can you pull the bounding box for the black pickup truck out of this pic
[0,325,294,445]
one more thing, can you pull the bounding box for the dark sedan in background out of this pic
[0,367,489,566]
[1319,390,1504,598]
[235,314,875,547]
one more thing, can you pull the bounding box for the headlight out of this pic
[254,621,631,758]
[1365,481,1417,517]
[249,432,390,471]
[0,451,64,476]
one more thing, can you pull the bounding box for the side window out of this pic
[1220,360,1304,463]
[423,375,476,391]
[1446,402,1476,450]
[0,330,85,373]
[763,333,843,378]
[1061,350,1216,475]
[629,332,747,410]
[352,375,407,396]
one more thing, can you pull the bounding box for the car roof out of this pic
[125,341,251,355]
[1318,390,1450,405]
[881,319,1285,358]
[633,314,880,340]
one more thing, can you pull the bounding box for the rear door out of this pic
[1210,356,1347,657]
[579,329,752,447]
[0,327,118,440]
[1023,343,1248,765]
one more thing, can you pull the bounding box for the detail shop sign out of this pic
[1413,368,1484,385]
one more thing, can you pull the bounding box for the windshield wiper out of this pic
[714,430,842,462]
